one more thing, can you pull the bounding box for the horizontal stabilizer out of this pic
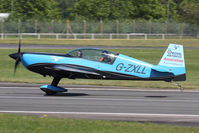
[151,65,171,73]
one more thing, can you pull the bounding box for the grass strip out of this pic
[0,39,199,47]
[0,113,199,133]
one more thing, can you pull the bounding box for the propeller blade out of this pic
[14,39,22,75]
[14,57,20,75]
[18,39,21,54]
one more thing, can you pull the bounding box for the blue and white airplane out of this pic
[9,42,186,95]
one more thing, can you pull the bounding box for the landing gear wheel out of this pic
[40,77,67,95]
[40,87,57,95]
[40,85,67,95]
[45,90,57,95]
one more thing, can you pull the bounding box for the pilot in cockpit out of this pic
[77,50,82,58]
[100,51,111,63]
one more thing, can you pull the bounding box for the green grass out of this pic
[1,48,199,89]
[0,39,199,47]
[0,113,199,133]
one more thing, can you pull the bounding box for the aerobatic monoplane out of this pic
[9,42,186,95]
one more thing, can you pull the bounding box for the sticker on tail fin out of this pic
[158,44,185,67]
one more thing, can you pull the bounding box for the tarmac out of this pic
[0,82,199,127]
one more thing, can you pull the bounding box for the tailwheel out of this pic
[172,81,184,92]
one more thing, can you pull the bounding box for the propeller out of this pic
[9,39,22,75]
[14,39,22,74]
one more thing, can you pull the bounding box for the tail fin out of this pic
[158,44,186,81]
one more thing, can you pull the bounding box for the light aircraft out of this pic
[9,41,186,95]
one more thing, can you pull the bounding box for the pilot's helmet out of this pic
[102,51,108,56]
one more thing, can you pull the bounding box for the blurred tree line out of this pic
[0,0,198,26]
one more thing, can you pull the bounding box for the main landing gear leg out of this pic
[40,77,67,95]
[51,77,61,87]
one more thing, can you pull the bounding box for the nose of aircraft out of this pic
[9,53,20,60]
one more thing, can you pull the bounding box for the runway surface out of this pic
[0,83,199,126]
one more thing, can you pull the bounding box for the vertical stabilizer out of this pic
[158,44,186,81]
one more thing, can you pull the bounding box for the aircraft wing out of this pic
[53,65,100,75]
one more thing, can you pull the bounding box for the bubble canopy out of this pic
[66,48,118,64]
